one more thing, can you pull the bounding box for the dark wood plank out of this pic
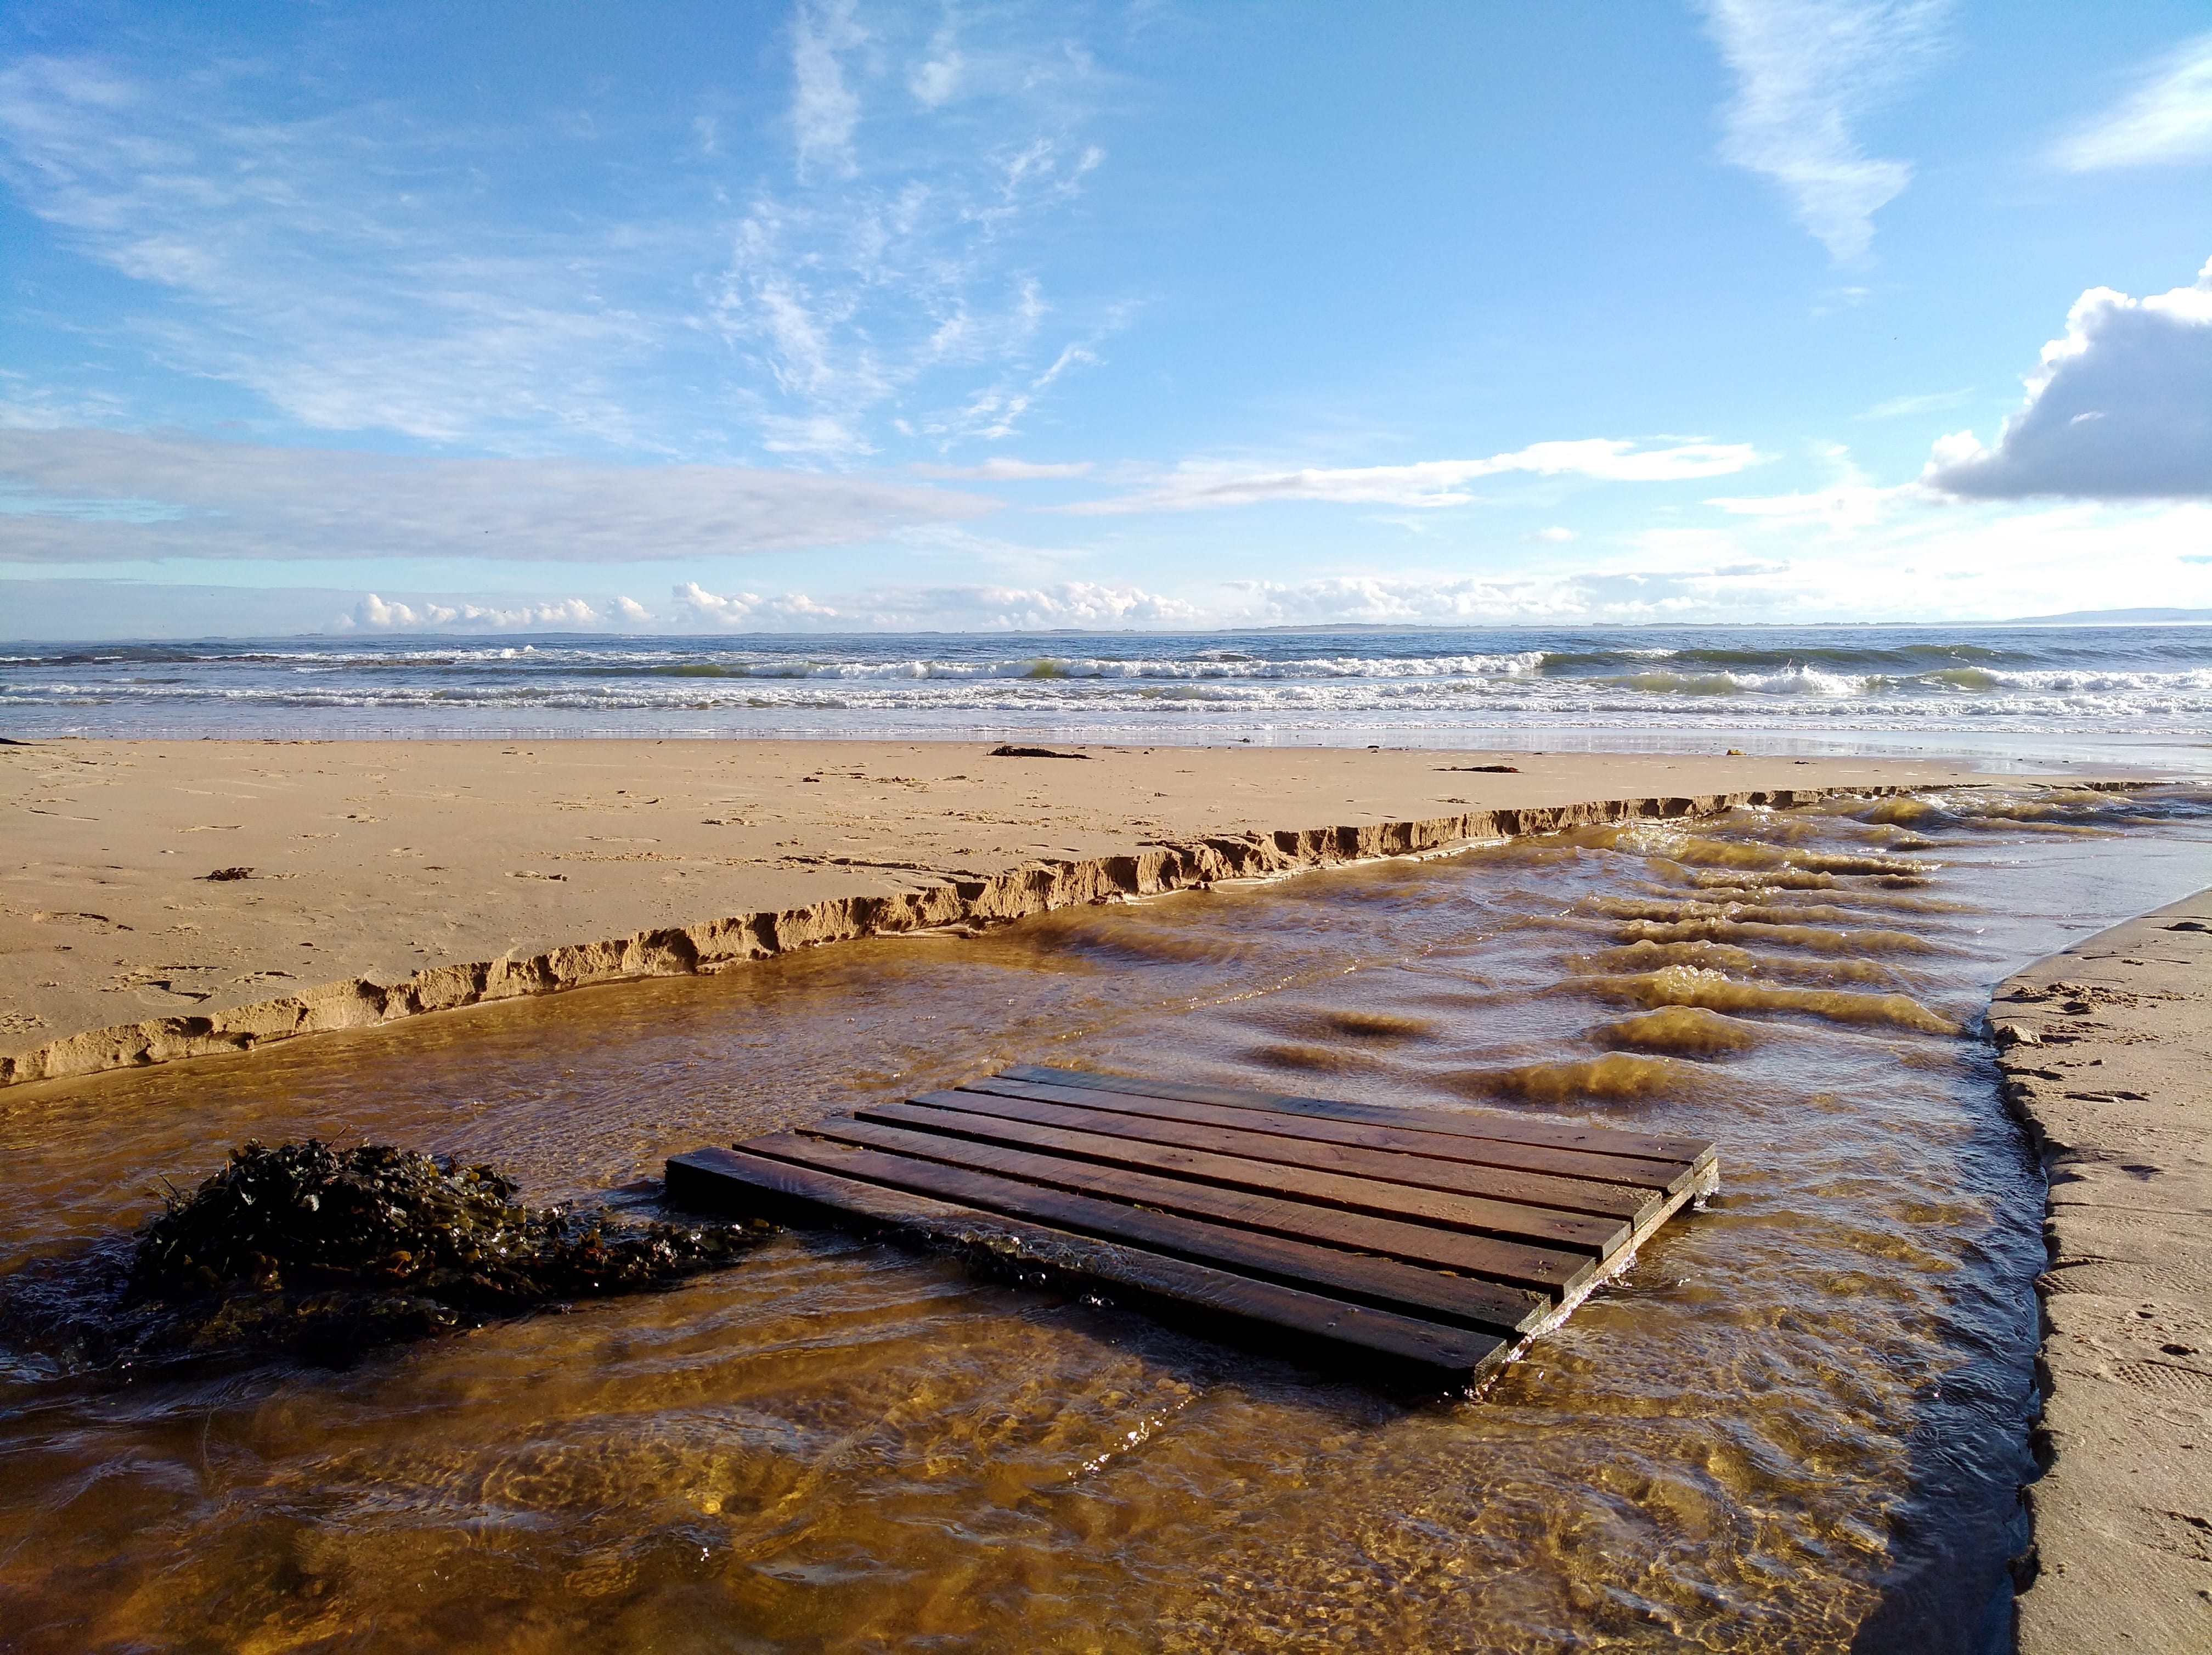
[1001,1063,1714,1168]
[960,1074,1697,1195]
[670,1146,1508,1376]
[771,1117,1595,1296]
[860,1098,1629,1257]
[907,1088,1659,1221]
[723,1135,1545,1335]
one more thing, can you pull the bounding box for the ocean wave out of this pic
[8,626,2210,740]
[10,673,2211,724]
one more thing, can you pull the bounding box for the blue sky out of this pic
[1,0,2208,636]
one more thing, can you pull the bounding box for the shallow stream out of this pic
[2,783,2208,1652]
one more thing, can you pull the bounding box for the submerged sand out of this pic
[0,739,2111,1085]
[1993,894,2212,1653]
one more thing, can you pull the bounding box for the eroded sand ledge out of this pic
[1,739,2069,1088]
[1991,894,2212,1653]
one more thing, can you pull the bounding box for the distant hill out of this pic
[2001,607,2212,626]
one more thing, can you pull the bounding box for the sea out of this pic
[4,622,2210,770]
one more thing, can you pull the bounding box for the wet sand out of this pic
[1992,892,2212,1652]
[2,739,2028,1085]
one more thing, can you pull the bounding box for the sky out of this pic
[1,0,2208,638]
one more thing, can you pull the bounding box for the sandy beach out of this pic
[1993,894,2212,1653]
[2,738,2060,1088]
[2,733,2205,1646]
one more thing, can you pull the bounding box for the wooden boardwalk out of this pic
[668,1065,1718,1384]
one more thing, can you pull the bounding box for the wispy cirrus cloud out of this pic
[0,54,678,452]
[1068,440,1765,514]
[791,0,867,181]
[0,3,1119,459]
[1859,388,1973,419]
[1698,0,1946,262]
[2052,30,2212,171]
[0,430,993,561]
[706,3,1115,455]
[909,457,1093,480]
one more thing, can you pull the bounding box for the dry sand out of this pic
[0,738,2102,1087]
[1993,894,2212,1653]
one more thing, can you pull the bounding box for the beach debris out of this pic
[200,866,253,881]
[988,744,1091,759]
[1434,764,1520,773]
[111,1139,773,1365]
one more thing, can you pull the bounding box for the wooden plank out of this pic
[859,1097,1629,1257]
[773,1118,1595,1296]
[910,1087,1656,1221]
[1001,1063,1714,1169]
[668,1147,1508,1378]
[710,1141,1545,1334]
[942,1079,1681,1195]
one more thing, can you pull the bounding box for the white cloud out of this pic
[0,430,994,561]
[1921,258,2212,499]
[1708,481,1902,528]
[909,19,964,110]
[1069,439,1765,514]
[704,8,1115,456]
[344,594,603,631]
[0,55,677,451]
[674,577,1200,631]
[1859,388,1972,419]
[613,595,651,620]
[791,0,867,181]
[1699,0,1945,261]
[2052,30,2212,171]
[1533,526,1577,542]
[909,457,1093,479]
[674,581,847,625]
[0,9,1116,458]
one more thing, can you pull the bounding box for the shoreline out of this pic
[0,738,2092,1089]
[1992,893,2212,1653]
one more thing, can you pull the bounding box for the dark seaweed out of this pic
[62,1139,776,1369]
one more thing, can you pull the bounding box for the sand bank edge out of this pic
[6,784,1891,1089]
[1991,892,2212,1654]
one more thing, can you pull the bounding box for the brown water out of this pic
[3,784,2208,1653]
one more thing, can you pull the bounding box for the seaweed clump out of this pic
[119,1139,772,1365]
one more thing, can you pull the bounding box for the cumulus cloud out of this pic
[674,577,1199,631]
[2052,30,2212,171]
[1699,0,1945,261]
[1921,258,2212,499]
[345,595,603,631]
[0,430,994,561]
[1069,440,1764,514]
